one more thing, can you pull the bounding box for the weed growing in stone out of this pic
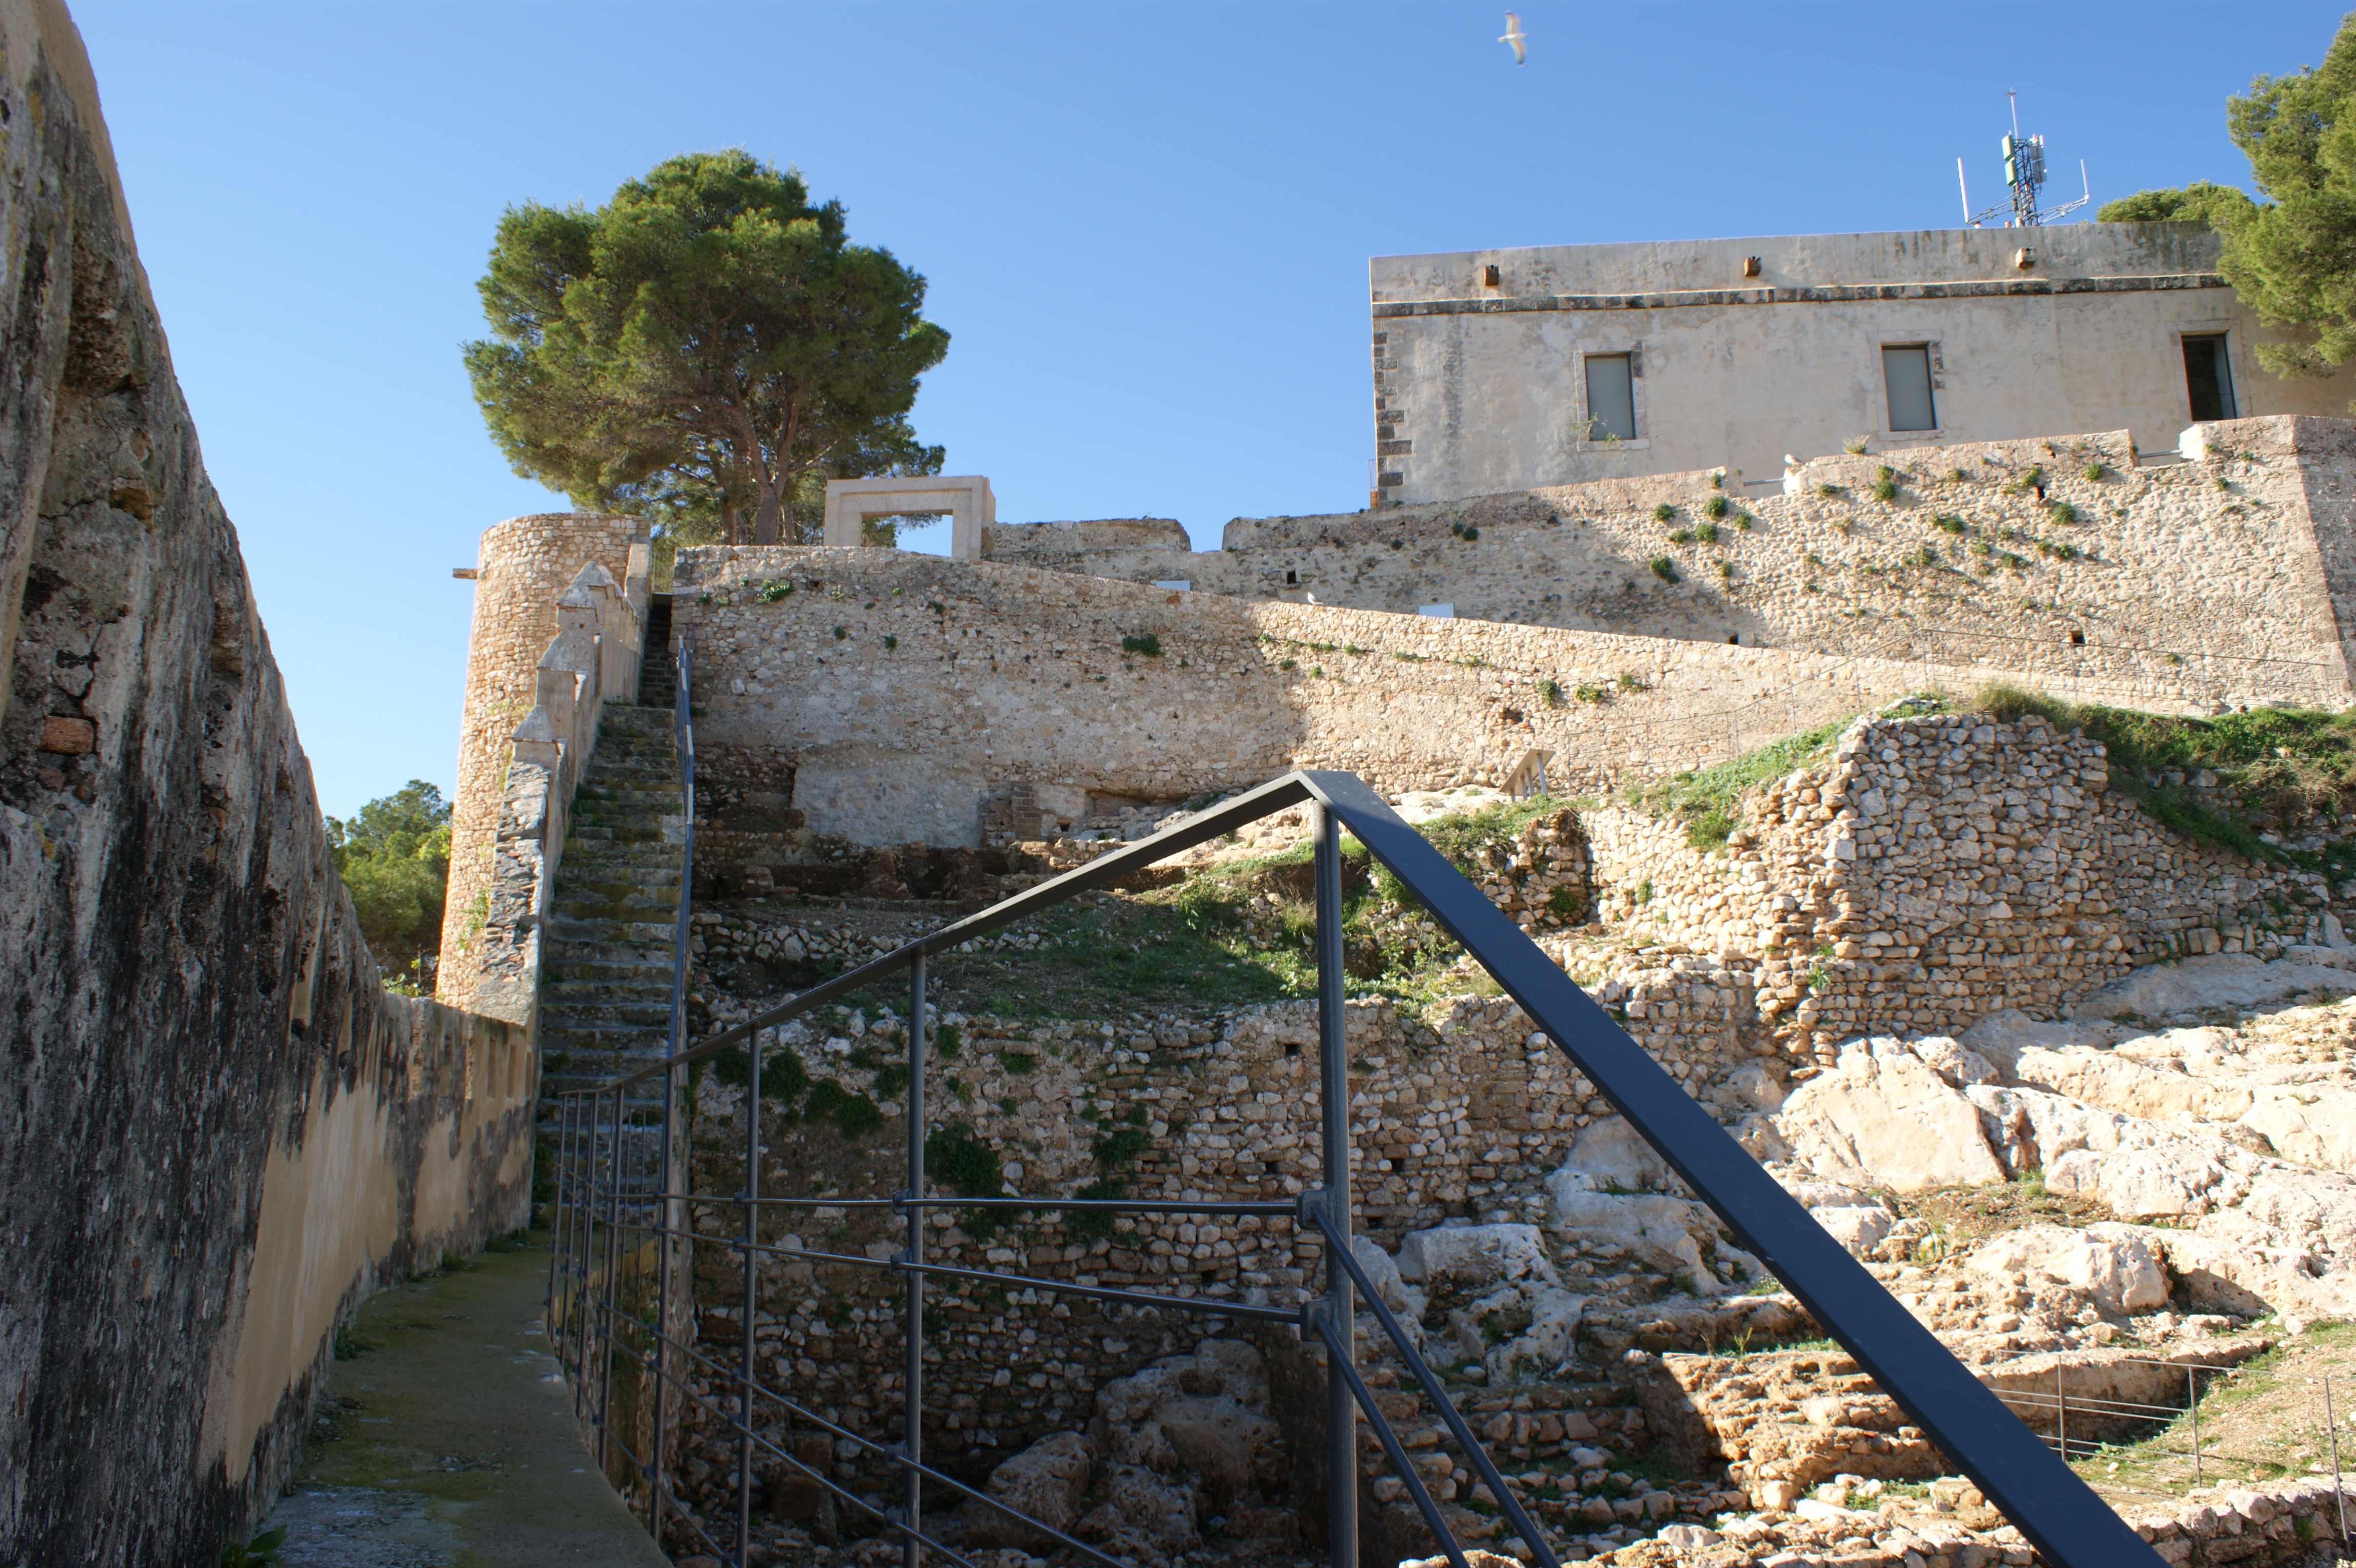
[2049,500,2078,525]
[1120,632,1163,656]
[1702,493,1729,519]
[1653,502,1677,523]
[1648,555,1680,583]
[1933,514,1966,535]
[2084,461,2106,481]
[1844,436,1870,454]
[1539,678,1565,707]
[1695,520,1721,544]
[1576,681,1606,703]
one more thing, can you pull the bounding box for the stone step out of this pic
[545,915,679,946]
[539,951,674,979]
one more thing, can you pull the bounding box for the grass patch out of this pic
[1972,684,2356,866]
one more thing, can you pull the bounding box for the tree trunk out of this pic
[720,496,740,546]
[751,485,784,545]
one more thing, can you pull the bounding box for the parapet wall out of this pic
[672,545,2195,849]
[979,421,2356,713]
[0,11,539,1562]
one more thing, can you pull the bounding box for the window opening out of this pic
[2184,335,2237,421]
[1584,354,1636,441]
[1882,344,1937,432]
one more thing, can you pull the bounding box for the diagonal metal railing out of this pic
[549,744,2168,1565]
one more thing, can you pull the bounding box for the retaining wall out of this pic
[671,547,2177,850]
[1583,711,2341,1062]
[974,422,2356,713]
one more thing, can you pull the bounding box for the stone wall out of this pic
[965,422,2356,714]
[671,546,2171,850]
[0,8,540,1562]
[669,992,1651,1506]
[1582,711,2341,1062]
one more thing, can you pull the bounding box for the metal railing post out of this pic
[904,955,928,1567]
[651,624,693,1550]
[548,1091,575,1368]
[600,1085,623,1467]
[1312,802,1357,1568]
[738,1033,762,1563]
[2054,1364,2066,1462]
[2327,1373,2347,1549]
[2189,1366,2202,1486]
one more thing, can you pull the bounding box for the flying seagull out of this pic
[1499,11,1527,64]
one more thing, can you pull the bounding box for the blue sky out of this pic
[73,1,2345,818]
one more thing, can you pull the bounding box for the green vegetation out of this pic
[221,1528,288,1568]
[1121,632,1163,657]
[1973,685,2356,868]
[1694,520,1721,544]
[2106,17,2356,395]
[1634,710,1863,849]
[1539,678,1565,707]
[1652,502,1676,523]
[466,150,948,545]
[2098,180,2258,229]
[925,1122,1007,1239]
[1933,514,1966,535]
[1648,555,1680,583]
[1702,493,1730,519]
[1633,694,1949,850]
[326,780,450,991]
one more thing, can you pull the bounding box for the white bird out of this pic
[1499,11,1527,64]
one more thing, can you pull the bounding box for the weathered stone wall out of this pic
[1582,712,2340,1062]
[970,423,2356,713]
[669,993,1654,1506]
[436,512,645,1005]
[671,546,2173,850]
[0,8,539,1562]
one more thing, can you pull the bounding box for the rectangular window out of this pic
[1882,344,1937,431]
[2184,334,2238,421]
[1584,354,1636,441]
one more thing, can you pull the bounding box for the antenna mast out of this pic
[1961,89,2091,227]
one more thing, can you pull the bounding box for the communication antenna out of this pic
[1956,89,2091,227]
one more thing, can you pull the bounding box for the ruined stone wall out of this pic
[983,423,2356,713]
[672,546,2175,850]
[669,993,1654,1506]
[436,511,644,1004]
[0,8,539,1561]
[1582,712,2340,1063]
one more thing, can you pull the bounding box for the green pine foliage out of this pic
[326,781,451,990]
[466,151,949,545]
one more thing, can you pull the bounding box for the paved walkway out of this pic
[265,1234,669,1567]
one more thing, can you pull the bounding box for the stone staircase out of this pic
[536,699,684,1110]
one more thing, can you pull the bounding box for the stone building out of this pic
[1370,223,2356,504]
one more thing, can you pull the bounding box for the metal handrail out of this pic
[551,767,2165,1568]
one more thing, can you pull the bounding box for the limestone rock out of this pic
[966,1430,1092,1549]
[1966,1224,2170,1314]
[2047,1145,2225,1218]
[1773,1044,2005,1191]
[2071,953,2356,1021]
[1075,1465,1199,1557]
[1543,1179,1717,1287]
[1396,1222,1560,1288]
[1560,1114,1675,1192]
[1351,1234,1428,1322]
[1487,1285,1587,1383]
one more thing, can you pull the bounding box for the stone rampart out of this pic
[979,421,2356,713]
[0,10,540,1561]
[672,546,2175,850]
[1582,711,2340,1062]
[436,512,647,1005]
